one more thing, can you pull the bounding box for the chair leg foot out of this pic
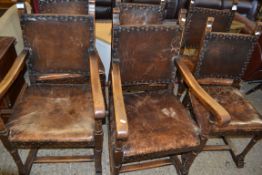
[233,155,245,168]
[224,136,260,168]
[181,152,198,175]
[24,149,38,175]
[170,156,183,175]
[94,120,103,175]
[94,148,102,174]
[0,135,26,175]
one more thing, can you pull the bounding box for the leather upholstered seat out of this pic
[122,91,200,160]
[190,86,262,135]
[7,85,95,144]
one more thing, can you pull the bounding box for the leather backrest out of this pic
[21,14,94,84]
[183,7,234,48]
[243,33,262,80]
[118,3,163,25]
[195,32,258,80]
[38,0,89,14]
[112,23,181,85]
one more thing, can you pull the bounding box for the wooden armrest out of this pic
[176,59,231,126]
[0,50,27,100]
[90,51,106,119]
[111,63,128,140]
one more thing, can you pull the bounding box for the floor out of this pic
[0,83,261,175]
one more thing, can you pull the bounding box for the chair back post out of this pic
[195,17,259,83]
[254,22,262,36]
[112,7,120,65]
[189,0,196,8]
[178,9,187,28]
[16,0,27,14]
[232,0,239,12]
[205,17,214,34]
[89,0,96,52]
[198,17,214,58]
[89,0,96,18]
[160,0,166,18]
[113,7,120,26]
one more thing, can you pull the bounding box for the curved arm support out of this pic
[0,50,27,100]
[176,59,231,126]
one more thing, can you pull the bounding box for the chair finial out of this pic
[232,0,238,11]
[205,17,214,33]
[254,22,262,36]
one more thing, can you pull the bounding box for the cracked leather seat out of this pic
[190,86,262,135]
[122,92,200,160]
[7,85,95,144]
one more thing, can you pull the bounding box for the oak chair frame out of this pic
[177,17,262,169]
[0,1,106,175]
[109,7,231,175]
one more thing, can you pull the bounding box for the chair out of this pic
[114,0,166,25]
[109,8,231,175]
[176,17,262,168]
[180,0,238,49]
[0,2,105,175]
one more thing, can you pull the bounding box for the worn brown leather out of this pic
[190,86,262,135]
[115,24,181,85]
[39,1,89,14]
[183,7,234,48]
[119,3,163,25]
[22,14,93,83]
[122,91,200,159]
[243,34,262,81]
[195,33,258,80]
[7,84,95,144]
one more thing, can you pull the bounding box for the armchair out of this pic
[109,8,230,175]
[0,5,105,175]
[177,17,262,168]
